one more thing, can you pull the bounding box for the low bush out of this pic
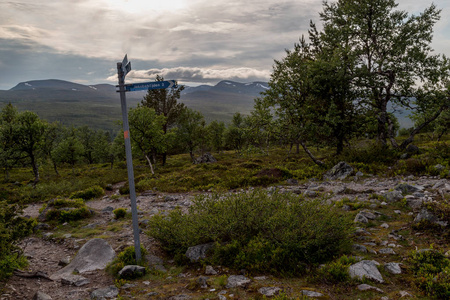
[148,189,353,275]
[409,249,450,299]
[0,201,36,280]
[113,208,127,219]
[70,185,104,200]
[312,255,357,284]
[44,198,92,223]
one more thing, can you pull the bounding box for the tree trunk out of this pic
[399,105,446,150]
[299,139,325,167]
[30,154,39,184]
[145,154,155,175]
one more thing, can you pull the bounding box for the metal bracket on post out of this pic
[116,55,142,262]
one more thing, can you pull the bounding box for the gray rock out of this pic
[359,210,376,220]
[432,180,447,190]
[348,260,384,283]
[414,208,448,227]
[168,295,192,300]
[205,265,217,275]
[185,243,214,262]
[434,164,445,172]
[102,206,114,213]
[354,213,369,223]
[34,223,51,231]
[58,256,71,266]
[303,190,318,197]
[352,244,368,253]
[384,262,402,274]
[395,183,423,195]
[194,152,217,164]
[90,286,119,299]
[324,161,353,180]
[118,265,146,278]
[121,283,137,289]
[399,290,414,298]
[286,178,298,185]
[357,284,384,293]
[258,287,282,297]
[384,190,403,202]
[226,275,251,288]
[378,248,396,255]
[33,291,52,300]
[301,290,324,297]
[60,274,90,287]
[197,276,208,288]
[406,199,423,210]
[51,238,116,280]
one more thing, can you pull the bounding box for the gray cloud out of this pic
[0,0,449,90]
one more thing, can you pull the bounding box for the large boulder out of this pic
[51,238,115,280]
[348,260,384,283]
[324,161,353,180]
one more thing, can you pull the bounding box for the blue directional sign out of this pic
[124,80,175,92]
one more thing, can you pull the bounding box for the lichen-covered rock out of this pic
[226,275,251,288]
[185,243,214,262]
[118,265,146,278]
[324,161,353,180]
[348,260,384,283]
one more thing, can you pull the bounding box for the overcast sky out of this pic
[1,0,449,90]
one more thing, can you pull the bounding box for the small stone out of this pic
[379,248,396,255]
[301,290,324,298]
[226,275,251,288]
[357,284,384,293]
[380,223,389,229]
[118,265,146,278]
[258,287,282,297]
[384,262,402,274]
[399,290,413,298]
[90,286,119,299]
[60,274,90,287]
[205,265,217,275]
[352,244,368,253]
[168,295,192,300]
[33,291,52,300]
[354,213,369,224]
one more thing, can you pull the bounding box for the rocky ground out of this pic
[1,174,449,300]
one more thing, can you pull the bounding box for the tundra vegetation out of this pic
[1,0,450,298]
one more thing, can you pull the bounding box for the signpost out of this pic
[116,55,176,262]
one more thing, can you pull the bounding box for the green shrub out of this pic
[70,185,104,200]
[44,198,92,223]
[312,255,357,284]
[0,201,36,280]
[113,208,127,219]
[409,250,450,299]
[148,189,353,275]
[107,245,148,278]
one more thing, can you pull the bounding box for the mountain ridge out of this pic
[0,79,267,131]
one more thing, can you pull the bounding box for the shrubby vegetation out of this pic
[409,250,450,299]
[41,197,92,223]
[148,189,353,275]
[0,201,36,280]
[106,245,148,278]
